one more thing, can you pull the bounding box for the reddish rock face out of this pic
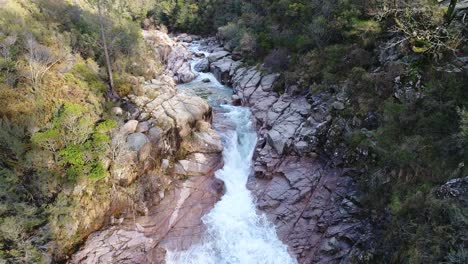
[70,174,224,264]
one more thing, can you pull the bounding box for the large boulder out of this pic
[148,126,162,144]
[119,120,139,136]
[145,93,211,138]
[176,33,193,43]
[180,121,223,154]
[194,58,210,72]
[210,57,233,85]
[207,50,229,63]
[127,133,149,152]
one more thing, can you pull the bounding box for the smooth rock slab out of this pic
[207,50,229,63]
[70,174,224,264]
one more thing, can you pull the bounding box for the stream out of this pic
[166,42,297,264]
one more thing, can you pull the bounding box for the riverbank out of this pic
[70,30,226,263]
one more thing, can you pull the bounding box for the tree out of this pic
[87,0,119,100]
[24,34,66,92]
[374,0,464,56]
[445,0,459,25]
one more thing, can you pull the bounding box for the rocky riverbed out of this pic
[70,30,374,263]
[194,37,374,263]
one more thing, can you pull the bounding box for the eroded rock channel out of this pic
[71,31,371,264]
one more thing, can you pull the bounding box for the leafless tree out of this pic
[24,34,66,91]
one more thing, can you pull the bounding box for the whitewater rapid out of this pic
[166,42,297,264]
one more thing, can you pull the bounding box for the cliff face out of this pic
[56,30,224,262]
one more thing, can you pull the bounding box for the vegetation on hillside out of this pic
[0,0,161,261]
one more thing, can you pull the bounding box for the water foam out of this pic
[166,105,297,264]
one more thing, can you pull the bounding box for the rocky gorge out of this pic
[196,37,374,263]
[67,30,377,264]
[1,1,465,263]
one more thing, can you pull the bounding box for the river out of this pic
[166,42,297,264]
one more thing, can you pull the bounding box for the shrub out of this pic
[218,22,244,50]
[88,162,107,181]
[345,18,381,47]
[70,59,106,93]
[31,129,62,152]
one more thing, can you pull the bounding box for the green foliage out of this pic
[95,119,117,133]
[345,18,381,47]
[31,129,61,151]
[382,191,468,263]
[88,162,107,180]
[0,0,153,261]
[70,60,107,93]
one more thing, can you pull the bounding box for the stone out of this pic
[138,112,150,121]
[176,33,192,43]
[267,129,287,155]
[194,58,210,72]
[435,176,468,200]
[120,120,139,136]
[174,153,222,176]
[294,141,309,154]
[259,74,278,92]
[202,78,211,83]
[180,121,223,154]
[126,133,149,151]
[207,51,229,63]
[148,127,162,144]
[210,57,233,84]
[322,237,341,254]
[111,107,123,116]
[165,43,197,84]
[332,101,345,110]
[135,121,151,133]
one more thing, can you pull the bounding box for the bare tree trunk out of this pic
[445,0,458,25]
[97,0,118,100]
